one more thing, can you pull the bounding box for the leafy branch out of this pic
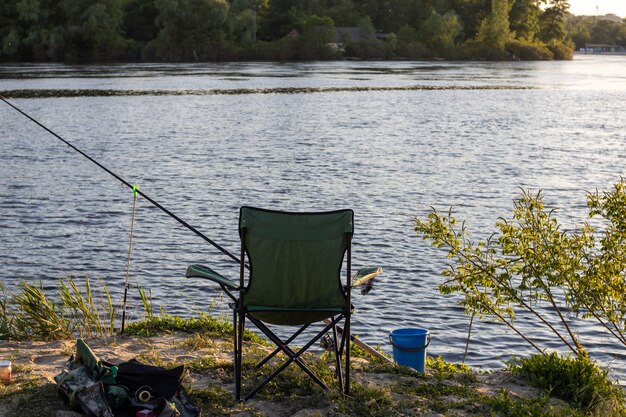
[414,179,626,356]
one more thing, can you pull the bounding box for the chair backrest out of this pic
[239,207,353,311]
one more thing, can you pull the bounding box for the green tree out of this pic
[359,0,391,32]
[0,0,586,62]
[263,0,301,39]
[229,0,269,41]
[539,0,569,42]
[568,16,626,48]
[566,15,593,48]
[1,29,21,58]
[1,2,21,59]
[590,19,623,45]
[418,10,462,55]
[60,0,130,61]
[307,0,362,27]
[145,0,229,61]
[396,24,430,58]
[16,0,39,22]
[229,0,268,14]
[539,0,574,58]
[358,15,376,38]
[295,13,336,59]
[123,0,160,44]
[448,0,488,40]
[475,0,513,55]
[509,0,540,41]
[415,180,626,356]
[361,0,445,33]
[1,0,66,61]
[230,8,257,44]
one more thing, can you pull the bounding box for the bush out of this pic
[442,44,474,60]
[506,39,553,60]
[415,181,626,356]
[344,39,392,60]
[396,41,431,59]
[239,37,299,61]
[547,40,574,60]
[510,352,625,414]
[464,39,509,60]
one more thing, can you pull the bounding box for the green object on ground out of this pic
[55,339,199,416]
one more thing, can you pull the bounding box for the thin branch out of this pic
[435,215,579,353]
[462,312,475,364]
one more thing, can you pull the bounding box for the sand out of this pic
[0,333,562,417]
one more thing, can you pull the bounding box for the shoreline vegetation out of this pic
[0,85,537,100]
[0,1,624,64]
[1,278,625,416]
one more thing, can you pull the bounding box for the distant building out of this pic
[581,44,626,53]
[330,27,388,51]
[334,27,367,44]
[287,28,300,37]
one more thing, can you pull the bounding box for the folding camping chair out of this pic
[186,207,382,400]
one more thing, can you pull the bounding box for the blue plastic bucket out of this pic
[389,328,431,372]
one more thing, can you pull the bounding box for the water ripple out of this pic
[1,59,625,381]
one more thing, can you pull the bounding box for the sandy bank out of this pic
[0,333,566,416]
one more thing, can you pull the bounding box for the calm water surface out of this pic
[1,55,625,379]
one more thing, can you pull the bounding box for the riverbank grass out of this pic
[1,279,624,416]
[2,316,624,416]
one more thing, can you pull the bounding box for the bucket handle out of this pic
[388,333,431,351]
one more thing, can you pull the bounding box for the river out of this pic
[1,55,625,380]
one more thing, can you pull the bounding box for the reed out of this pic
[0,283,13,338]
[0,276,151,341]
[9,280,71,340]
[137,286,154,319]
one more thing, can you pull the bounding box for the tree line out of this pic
[0,0,622,63]
[567,14,626,50]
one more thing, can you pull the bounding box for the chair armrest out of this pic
[351,267,383,288]
[186,264,239,290]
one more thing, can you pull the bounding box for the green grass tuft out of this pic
[484,389,587,417]
[187,384,235,416]
[334,382,393,417]
[509,352,626,415]
[1,277,118,341]
[123,313,263,343]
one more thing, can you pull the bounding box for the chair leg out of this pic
[235,310,245,401]
[249,317,330,387]
[243,322,332,401]
[232,310,237,400]
[243,316,342,400]
[332,321,344,393]
[255,324,310,369]
[345,314,351,395]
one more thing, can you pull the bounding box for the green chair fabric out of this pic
[239,207,352,325]
[186,206,381,401]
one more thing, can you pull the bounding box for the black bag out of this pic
[115,360,199,417]
[117,360,184,401]
[55,340,199,417]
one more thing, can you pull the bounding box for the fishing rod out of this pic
[3,95,393,360]
[0,94,241,265]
